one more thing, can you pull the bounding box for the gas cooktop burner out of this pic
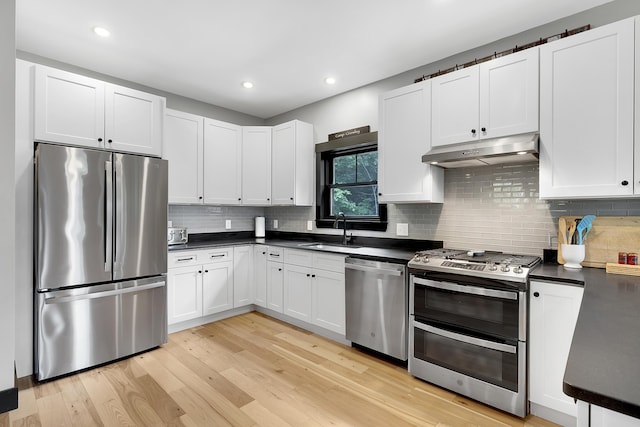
[408,248,541,283]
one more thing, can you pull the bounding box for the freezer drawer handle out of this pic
[413,321,517,354]
[44,281,165,304]
[345,263,403,276]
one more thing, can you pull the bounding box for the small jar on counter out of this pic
[628,253,638,265]
[619,252,628,264]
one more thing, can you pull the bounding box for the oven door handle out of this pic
[414,321,517,354]
[413,277,517,300]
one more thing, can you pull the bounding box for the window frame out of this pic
[315,133,387,232]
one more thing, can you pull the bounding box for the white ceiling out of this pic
[16,0,613,119]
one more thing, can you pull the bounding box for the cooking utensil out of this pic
[578,215,596,243]
[568,221,577,245]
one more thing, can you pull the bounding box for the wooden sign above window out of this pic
[328,125,370,141]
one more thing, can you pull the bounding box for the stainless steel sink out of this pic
[297,242,361,250]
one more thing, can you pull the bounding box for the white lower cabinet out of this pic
[254,245,268,307]
[283,249,346,335]
[233,245,253,307]
[283,264,313,322]
[584,403,640,427]
[311,269,345,335]
[202,259,234,316]
[167,264,203,325]
[167,248,234,326]
[529,279,584,418]
[267,260,285,313]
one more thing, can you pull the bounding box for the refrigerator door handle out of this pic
[105,160,113,273]
[44,281,166,304]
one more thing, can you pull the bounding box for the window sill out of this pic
[315,219,388,232]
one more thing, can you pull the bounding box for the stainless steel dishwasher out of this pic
[345,257,407,360]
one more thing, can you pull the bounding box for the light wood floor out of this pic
[1,312,559,427]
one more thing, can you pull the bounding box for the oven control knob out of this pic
[488,263,497,271]
[500,264,510,272]
[513,265,523,274]
[420,256,429,263]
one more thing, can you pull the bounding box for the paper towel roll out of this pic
[255,216,265,237]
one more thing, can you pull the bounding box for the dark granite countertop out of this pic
[531,263,640,419]
[168,231,441,264]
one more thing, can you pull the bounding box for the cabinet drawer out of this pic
[313,252,346,273]
[168,250,201,269]
[267,246,284,262]
[204,248,233,263]
[284,248,313,267]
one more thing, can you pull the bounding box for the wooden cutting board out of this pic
[558,216,640,268]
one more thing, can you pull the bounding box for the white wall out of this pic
[1,0,16,391]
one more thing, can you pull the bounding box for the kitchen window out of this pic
[316,136,387,231]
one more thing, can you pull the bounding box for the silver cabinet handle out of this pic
[413,321,516,354]
[345,263,403,276]
[176,256,194,262]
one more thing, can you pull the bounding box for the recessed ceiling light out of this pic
[324,77,336,85]
[242,81,254,89]
[93,27,110,37]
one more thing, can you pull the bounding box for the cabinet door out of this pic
[242,126,272,205]
[233,245,253,307]
[203,118,242,204]
[479,47,539,139]
[271,121,296,206]
[431,65,480,147]
[529,280,584,417]
[378,80,444,203]
[591,404,640,427]
[312,270,345,335]
[167,265,202,325]
[266,261,284,313]
[283,264,313,322]
[164,109,204,204]
[104,84,163,156]
[34,65,105,148]
[202,261,234,315]
[271,120,314,206]
[254,246,268,307]
[540,18,634,199]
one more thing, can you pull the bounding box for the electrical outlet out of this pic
[396,223,409,236]
[167,220,172,227]
[225,220,231,229]
[273,219,279,229]
[307,220,313,231]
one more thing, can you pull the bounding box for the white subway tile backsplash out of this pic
[169,163,640,256]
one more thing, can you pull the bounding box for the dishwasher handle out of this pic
[345,262,404,276]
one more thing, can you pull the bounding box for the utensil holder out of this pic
[561,244,585,269]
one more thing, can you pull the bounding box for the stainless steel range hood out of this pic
[421,133,539,168]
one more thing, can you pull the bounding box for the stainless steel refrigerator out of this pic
[34,143,168,381]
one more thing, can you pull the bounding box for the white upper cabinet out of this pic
[34,65,164,156]
[479,48,539,140]
[378,79,444,203]
[35,66,105,149]
[539,18,634,199]
[431,47,539,147]
[242,126,272,205]
[271,120,314,206]
[104,84,163,156]
[431,66,480,146]
[164,109,204,204]
[204,118,243,205]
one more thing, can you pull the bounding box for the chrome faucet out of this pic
[333,212,351,245]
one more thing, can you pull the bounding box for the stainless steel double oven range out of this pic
[408,249,540,417]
